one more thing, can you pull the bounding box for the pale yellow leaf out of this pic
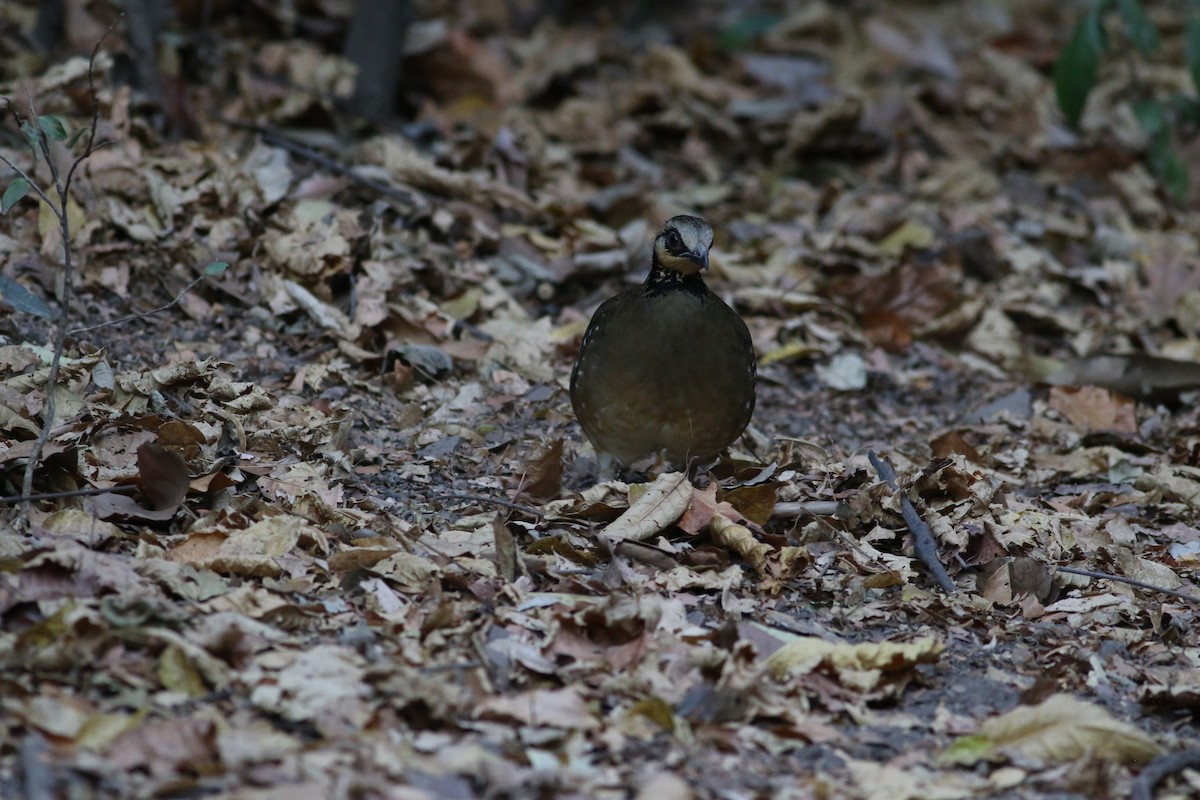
[942,693,1163,767]
[601,472,692,544]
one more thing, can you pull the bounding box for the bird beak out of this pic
[688,246,709,271]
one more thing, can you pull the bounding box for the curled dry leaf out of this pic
[710,514,770,576]
[136,441,189,511]
[492,514,522,582]
[978,556,1054,606]
[677,482,734,534]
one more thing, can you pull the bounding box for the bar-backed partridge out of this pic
[570,215,756,468]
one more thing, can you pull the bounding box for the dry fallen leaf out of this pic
[767,635,945,692]
[941,693,1163,768]
[1047,385,1137,434]
[710,514,771,575]
[600,472,693,545]
[476,686,600,730]
[977,556,1053,606]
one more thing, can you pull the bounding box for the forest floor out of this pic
[2,1,1199,798]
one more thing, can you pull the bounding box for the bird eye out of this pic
[664,230,682,251]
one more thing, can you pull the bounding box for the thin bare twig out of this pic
[13,29,112,525]
[1131,748,1200,800]
[0,484,137,506]
[1057,565,1200,605]
[69,270,213,334]
[439,492,544,519]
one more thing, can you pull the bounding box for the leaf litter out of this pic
[1,1,1199,798]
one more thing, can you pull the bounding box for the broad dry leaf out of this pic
[845,756,977,800]
[137,441,190,511]
[1047,385,1137,434]
[476,686,599,730]
[157,644,209,697]
[39,509,122,543]
[967,306,1022,363]
[203,515,307,577]
[767,635,945,692]
[601,472,692,544]
[978,557,1053,606]
[877,218,936,257]
[1108,545,1182,589]
[941,693,1163,767]
[105,717,218,777]
[0,402,39,435]
[369,551,442,593]
[250,645,368,724]
[1135,464,1200,508]
[634,772,693,800]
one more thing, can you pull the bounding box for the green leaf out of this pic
[1132,99,1167,138]
[717,12,785,52]
[1146,134,1189,204]
[1133,100,1189,204]
[0,276,55,319]
[1186,14,1200,97]
[1175,94,1200,126]
[19,119,40,151]
[38,115,68,141]
[1054,11,1107,127]
[1117,0,1159,53]
[202,260,229,276]
[940,734,994,766]
[2,178,29,214]
[66,127,88,149]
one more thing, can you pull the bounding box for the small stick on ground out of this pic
[438,492,544,519]
[869,450,958,595]
[1057,565,1199,605]
[0,485,137,506]
[1131,748,1200,800]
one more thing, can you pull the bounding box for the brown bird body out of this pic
[570,215,756,468]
